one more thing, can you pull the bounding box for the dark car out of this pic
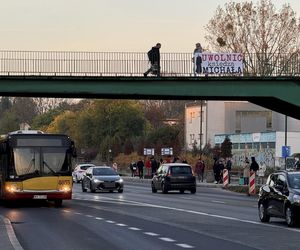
[151,163,196,194]
[82,166,124,193]
[258,170,300,227]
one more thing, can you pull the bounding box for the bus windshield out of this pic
[13,147,69,177]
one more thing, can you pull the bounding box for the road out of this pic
[1,182,300,250]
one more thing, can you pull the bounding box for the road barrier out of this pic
[249,171,256,195]
[223,169,229,188]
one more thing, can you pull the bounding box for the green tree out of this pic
[146,125,182,156]
[221,136,232,158]
[0,112,19,134]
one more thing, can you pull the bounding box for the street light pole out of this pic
[285,115,287,170]
[199,100,203,154]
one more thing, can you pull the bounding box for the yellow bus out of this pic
[0,130,76,206]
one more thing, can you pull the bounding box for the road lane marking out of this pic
[106,220,115,224]
[68,209,195,249]
[144,232,160,236]
[73,196,300,233]
[74,212,82,215]
[211,200,226,204]
[159,237,176,242]
[176,243,195,248]
[128,227,141,231]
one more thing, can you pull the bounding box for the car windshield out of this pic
[171,166,192,175]
[287,173,300,189]
[93,168,118,176]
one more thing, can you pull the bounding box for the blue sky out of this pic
[0,0,299,52]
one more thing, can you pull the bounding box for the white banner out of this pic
[197,52,243,75]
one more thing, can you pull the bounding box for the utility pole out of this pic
[199,100,203,154]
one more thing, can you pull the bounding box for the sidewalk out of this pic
[0,215,23,250]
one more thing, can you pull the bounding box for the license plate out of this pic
[33,195,47,199]
[104,183,115,188]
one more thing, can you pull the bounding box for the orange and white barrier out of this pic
[223,169,229,188]
[249,171,256,195]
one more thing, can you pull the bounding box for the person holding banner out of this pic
[192,43,203,75]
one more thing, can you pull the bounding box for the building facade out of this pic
[185,101,300,166]
[215,131,300,168]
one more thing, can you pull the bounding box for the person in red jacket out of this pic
[195,157,205,182]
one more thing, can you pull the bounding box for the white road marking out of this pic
[116,223,127,227]
[176,243,195,248]
[67,209,196,248]
[159,237,176,242]
[74,212,82,215]
[106,220,115,224]
[73,196,300,233]
[211,200,226,204]
[128,227,141,231]
[144,232,160,236]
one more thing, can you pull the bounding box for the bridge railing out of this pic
[0,50,299,77]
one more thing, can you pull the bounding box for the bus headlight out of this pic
[6,184,20,193]
[59,185,71,192]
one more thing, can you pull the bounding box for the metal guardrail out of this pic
[0,50,299,77]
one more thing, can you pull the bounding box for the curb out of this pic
[0,215,23,250]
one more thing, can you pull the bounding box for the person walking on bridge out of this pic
[144,43,161,77]
[192,43,203,75]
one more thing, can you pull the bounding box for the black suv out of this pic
[258,170,300,227]
[151,163,196,194]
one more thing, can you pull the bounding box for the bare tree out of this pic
[33,98,80,114]
[205,0,300,76]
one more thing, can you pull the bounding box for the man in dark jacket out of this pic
[144,43,161,77]
[137,158,144,179]
[250,157,259,173]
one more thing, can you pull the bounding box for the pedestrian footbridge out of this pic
[0,50,299,119]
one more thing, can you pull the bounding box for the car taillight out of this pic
[166,172,172,177]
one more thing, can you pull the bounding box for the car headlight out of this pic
[117,178,123,183]
[93,179,103,183]
[293,194,300,203]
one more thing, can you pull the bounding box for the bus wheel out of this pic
[54,199,63,207]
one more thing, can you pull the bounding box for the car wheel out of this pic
[118,189,123,193]
[285,206,296,227]
[151,183,157,193]
[180,189,184,194]
[162,183,168,194]
[258,202,270,222]
[90,182,96,193]
[109,190,113,193]
[82,182,87,192]
[190,188,196,194]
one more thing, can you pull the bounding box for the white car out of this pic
[72,163,95,183]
